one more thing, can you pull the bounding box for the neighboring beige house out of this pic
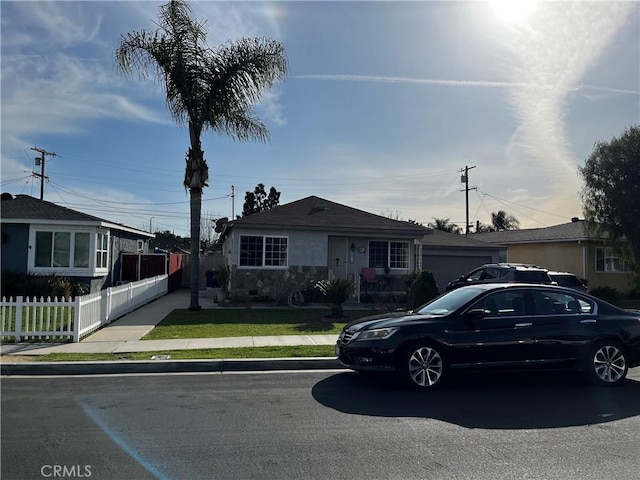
[474,219,635,294]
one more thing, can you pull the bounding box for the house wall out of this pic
[505,241,634,294]
[0,224,29,273]
[505,242,585,275]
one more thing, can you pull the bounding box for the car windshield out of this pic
[416,287,486,315]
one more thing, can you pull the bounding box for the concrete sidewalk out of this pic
[0,288,339,357]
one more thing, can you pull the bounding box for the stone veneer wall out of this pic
[231,266,329,301]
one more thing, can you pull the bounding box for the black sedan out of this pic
[336,284,640,389]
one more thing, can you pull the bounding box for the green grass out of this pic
[32,345,336,362]
[141,308,376,340]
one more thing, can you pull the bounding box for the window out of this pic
[34,231,92,269]
[96,233,109,269]
[532,290,594,315]
[368,241,410,269]
[596,247,628,272]
[240,235,288,267]
[471,291,527,317]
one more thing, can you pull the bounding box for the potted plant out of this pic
[315,279,355,319]
[216,265,230,303]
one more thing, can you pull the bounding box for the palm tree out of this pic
[115,0,288,310]
[428,218,463,234]
[491,210,520,231]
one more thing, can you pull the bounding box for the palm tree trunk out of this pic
[189,187,202,310]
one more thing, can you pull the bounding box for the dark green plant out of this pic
[407,271,440,310]
[49,276,72,300]
[590,286,621,304]
[315,279,355,318]
[217,265,230,292]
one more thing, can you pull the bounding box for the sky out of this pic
[1,1,639,238]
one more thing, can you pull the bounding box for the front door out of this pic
[328,237,348,280]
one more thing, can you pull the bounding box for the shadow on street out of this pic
[311,369,640,429]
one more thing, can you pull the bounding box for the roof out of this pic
[0,193,153,237]
[225,196,432,236]
[472,220,602,244]
[421,229,503,250]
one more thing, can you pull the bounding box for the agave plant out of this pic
[315,279,355,318]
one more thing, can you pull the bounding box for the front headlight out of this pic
[354,327,399,341]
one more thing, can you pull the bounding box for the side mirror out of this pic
[465,308,486,324]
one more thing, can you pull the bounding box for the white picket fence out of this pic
[1,274,168,343]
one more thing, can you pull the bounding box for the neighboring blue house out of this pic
[0,193,154,292]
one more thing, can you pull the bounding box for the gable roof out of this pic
[226,196,432,236]
[421,229,504,250]
[0,193,153,237]
[472,220,601,244]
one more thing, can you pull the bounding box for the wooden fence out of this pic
[1,274,168,343]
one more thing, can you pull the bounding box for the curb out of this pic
[0,357,345,376]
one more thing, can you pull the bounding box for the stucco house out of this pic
[0,193,154,292]
[421,229,504,293]
[474,218,635,294]
[217,196,433,300]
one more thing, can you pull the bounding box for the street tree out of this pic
[115,0,287,309]
[580,125,640,279]
[428,218,462,234]
[242,183,281,216]
[491,210,520,230]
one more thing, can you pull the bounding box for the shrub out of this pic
[315,279,355,318]
[407,271,440,310]
[590,286,621,304]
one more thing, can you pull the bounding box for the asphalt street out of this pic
[2,368,640,480]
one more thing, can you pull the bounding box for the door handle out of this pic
[580,319,597,324]
[515,322,532,327]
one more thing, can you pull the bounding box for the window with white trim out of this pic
[240,235,288,267]
[596,247,627,272]
[368,241,410,269]
[96,233,109,269]
[34,231,94,269]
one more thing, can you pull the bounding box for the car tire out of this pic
[586,341,629,386]
[398,342,447,390]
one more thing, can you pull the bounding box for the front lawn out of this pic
[141,308,378,340]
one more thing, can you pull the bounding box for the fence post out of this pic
[73,296,81,343]
[15,296,23,343]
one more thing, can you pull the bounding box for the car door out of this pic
[530,288,597,363]
[452,289,536,366]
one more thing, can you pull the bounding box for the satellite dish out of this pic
[214,217,229,233]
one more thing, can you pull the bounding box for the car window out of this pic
[550,274,583,288]
[516,271,550,283]
[417,287,485,315]
[470,290,527,317]
[531,290,594,315]
[467,269,484,281]
[483,268,503,280]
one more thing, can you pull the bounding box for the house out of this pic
[0,193,155,292]
[474,218,635,294]
[217,195,433,300]
[421,229,505,293]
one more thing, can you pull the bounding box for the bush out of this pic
[1,272,87,299]
[315,279,355,318]
[590,286,621,304]
[407,271,440,310]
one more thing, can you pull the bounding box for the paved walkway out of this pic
[0,289,340,357]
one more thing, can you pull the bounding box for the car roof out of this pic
[456,282,585,294]
[480,263,547,270]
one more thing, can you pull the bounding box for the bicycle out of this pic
[287,289,305,307]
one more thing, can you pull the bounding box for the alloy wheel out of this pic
[408,346,443,388]
[593,344,627,384]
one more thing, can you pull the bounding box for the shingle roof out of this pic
[421,229,503,249]
[228,195,432,236]
[473,220,596,244]
[0,193,151,236]
[1,194,106,222]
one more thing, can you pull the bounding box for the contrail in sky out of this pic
[292,74,639,95]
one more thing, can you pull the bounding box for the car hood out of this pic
[345,311,443,331]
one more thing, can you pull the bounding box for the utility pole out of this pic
[460,165,477,234]
[231,185,235,219]
[30,147,57,200]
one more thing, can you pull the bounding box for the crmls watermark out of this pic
[40,465,92,478]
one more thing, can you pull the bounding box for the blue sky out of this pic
[2,1,638,237]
